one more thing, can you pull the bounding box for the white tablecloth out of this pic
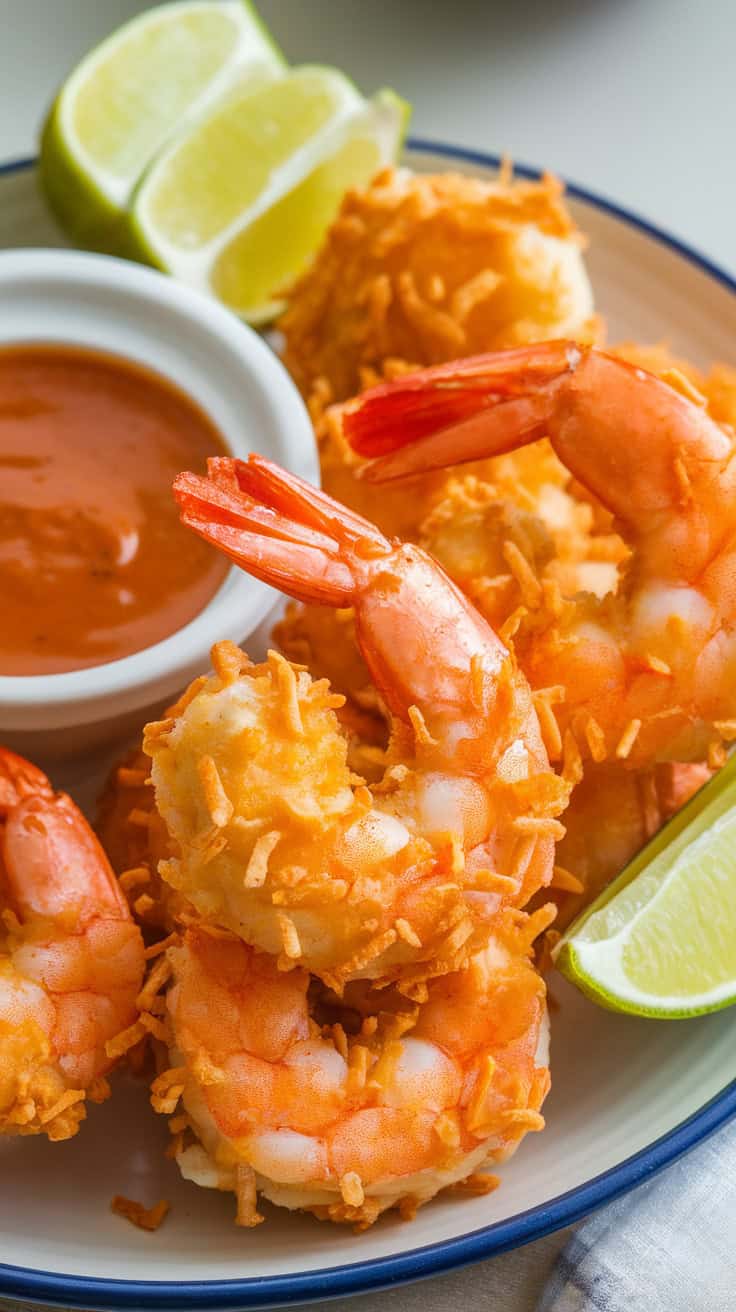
[1,1,734,1306]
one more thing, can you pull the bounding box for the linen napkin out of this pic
[538,1118,736,1311]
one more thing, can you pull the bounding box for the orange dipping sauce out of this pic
[0,344,229,676]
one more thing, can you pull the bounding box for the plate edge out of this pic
[0,140,734,1310]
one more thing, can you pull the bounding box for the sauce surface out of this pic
[0,344,228,676]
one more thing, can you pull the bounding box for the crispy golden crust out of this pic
[142,641,567,990]
[281,166,597,402]
[111,1195,170,1231]
[96,750,191,934]
[0,1029,87,1140]
[275,167,610,728]
[0,992,117,1141]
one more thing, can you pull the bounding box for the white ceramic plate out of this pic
[0,143,735,1311]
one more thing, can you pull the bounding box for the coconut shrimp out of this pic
[346,341,736,769]
[276,167,606,722]
[281,166,597,402]
[0,748,145,1140]
[418,470,623,633]
[145,455,567,990]
[281,166,601,543]
[274,455,623,759]
[155,913,550,1227]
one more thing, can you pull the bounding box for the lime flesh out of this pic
[38,1,407,321]
[555,753,736,1017]
[210,131,385,316]
[39,0,284,247]
[132,82,408,322]
[137,66,362,250]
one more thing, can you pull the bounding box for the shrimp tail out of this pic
[173,456,389,608]
[343,340,583,481]
[0,746,53,815]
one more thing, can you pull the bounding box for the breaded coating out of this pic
[281,166,597,402]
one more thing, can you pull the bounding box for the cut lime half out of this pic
[131,75,408,322]
[39,0,285,248]
[555,754,736,1017]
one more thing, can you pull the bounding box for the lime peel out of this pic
[39,0,285,246]
[39,1,408,322]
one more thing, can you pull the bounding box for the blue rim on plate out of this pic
[1,139,735,1310]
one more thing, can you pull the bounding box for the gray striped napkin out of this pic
[538,1119,736,1311]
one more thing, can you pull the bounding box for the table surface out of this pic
[0,1,733,1307]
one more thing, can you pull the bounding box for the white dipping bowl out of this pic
[0,248,317,758]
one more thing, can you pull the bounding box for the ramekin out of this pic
[0,248,317,758]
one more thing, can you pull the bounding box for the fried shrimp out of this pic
[275,448,622,743]
[145,456,566,990]
[418,467,623,631]
[156,916,550,1227]
[276,166,605,715]
[281,166,596,402]
[0,748,145,1140]
[346,341,736,767]
[282,167,600,544]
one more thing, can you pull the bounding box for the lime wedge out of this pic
[130,74,407,322]
[555,754,736,1017]
[209,116,390,316]
[39,0,285,249]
